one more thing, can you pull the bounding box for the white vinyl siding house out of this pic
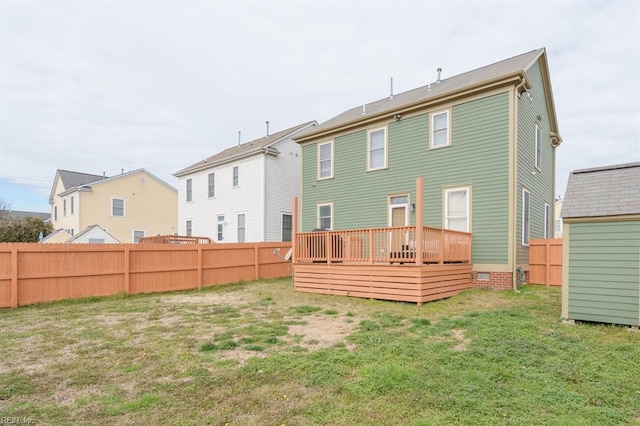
[175,121,316,242]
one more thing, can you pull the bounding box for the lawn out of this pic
[1,278,639,425]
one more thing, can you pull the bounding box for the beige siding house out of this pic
[48,169,177,243]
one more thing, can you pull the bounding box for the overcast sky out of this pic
[1,0,638,213]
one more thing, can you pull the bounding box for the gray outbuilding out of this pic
[561,162,640,326]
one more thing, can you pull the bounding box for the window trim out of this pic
[186,178,193,202]
[367,127,387,171]
[281,213,293,242]
[208,172,215,198]
[522,188,531,246]
[544,202,551,239]
[430,110,451,149]
[535,124,542,171]
[317,141,334,180]
[111,198,125,217]
[317,202,333,230]
[444,186,471,232]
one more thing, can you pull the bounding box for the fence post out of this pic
[124,246,130,295]
[11,246,18,308]
[254,245,259,279]
[415,177,424,265]
[198,246,203,290]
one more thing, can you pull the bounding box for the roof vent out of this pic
[389,77,394,99]
[266,120,270,137]
[361,104,366,115]
[436,67,442,84]
[238,131,241,147]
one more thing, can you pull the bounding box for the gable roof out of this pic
[174,120,317,177]
[39,228,71,243]
[295,48,556,142]
[51,168,176,200]
[562,162,640,219]
[66,224,120,243]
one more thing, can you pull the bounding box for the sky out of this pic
[0,0,638,213]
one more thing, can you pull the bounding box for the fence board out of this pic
[0,242,292,307]
[529,239,563,286]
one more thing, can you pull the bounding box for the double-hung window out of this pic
[63,199,67,216]
[186,179,192,202]
[522,189,531,245]
[237,213,246,243]
[217,215,225,241]
[318,203,333,230]
[112,198,125,217]
[70,196,74,215]
[535,125,542,170]
[431,111,450,148]
[282,214,292,242]
[186,220,192,236]
[208,173,215,198]
[445,187,470,232]
[133,230,145,243]
[233,166,239,187]
[318,141,333,179]
[368,128,386,170]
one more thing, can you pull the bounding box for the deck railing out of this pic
[138,235,213,244]
[295,226,471,265]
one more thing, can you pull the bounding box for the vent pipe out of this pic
[238,131,241,147]
[436,67,442,84]
[266,120,270,137]
[389,77,394,99]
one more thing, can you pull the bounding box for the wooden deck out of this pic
[293,225,472,305]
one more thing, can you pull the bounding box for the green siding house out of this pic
[294,48,562,290]
[561,163,640,326]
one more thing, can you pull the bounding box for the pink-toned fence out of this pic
[0,242,292,308]
[528,238,562,286]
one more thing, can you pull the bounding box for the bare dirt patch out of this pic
[451,329,470,351]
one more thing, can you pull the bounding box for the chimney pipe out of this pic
[436,67,442,84]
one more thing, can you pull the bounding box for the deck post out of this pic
[369,228,374,265]
[439,229,444,264]
[415,177,424,265]
[292,197,298,264]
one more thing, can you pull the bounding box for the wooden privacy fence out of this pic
[529,238,562,286]
[0,242,292,308]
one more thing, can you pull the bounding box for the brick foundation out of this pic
[471,270,528,290]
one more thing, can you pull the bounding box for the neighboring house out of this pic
[49,169,177,243]
[293,48,561,290]
[40,229,71,244]
[561,162,640,326]
[554,198,563,238]
[66,224,120,244]
[174,121,317,243]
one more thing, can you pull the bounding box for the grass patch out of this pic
[0,280,638,424]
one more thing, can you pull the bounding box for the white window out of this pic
[535,125,542,170]
[318,141,333,179]
[186,220,192,236]
[282,213,292,242]
[217,215,225,241]
[233,166,239,187]
[445,187,470,232]
[66,228,74,236]
[208,173,215,198]
[186,179,192,202]
[237,213,246,243]
[318,203,333,230]
[133,230,145,243]
[431,111,450,148]
[544,203,551,238]
[368,128,387,170]
[522,189,530,246]
[111,198,125,217]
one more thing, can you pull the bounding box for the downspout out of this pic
[263,153,267,241]
[511,76,528,291]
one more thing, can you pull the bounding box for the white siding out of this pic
[265,137,302,241]
[177,155,265,242]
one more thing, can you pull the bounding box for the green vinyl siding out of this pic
[516,59,555,264]
[568,221,640,326]
[302,91,510,264]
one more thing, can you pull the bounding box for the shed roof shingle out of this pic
[561,162,640,218]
